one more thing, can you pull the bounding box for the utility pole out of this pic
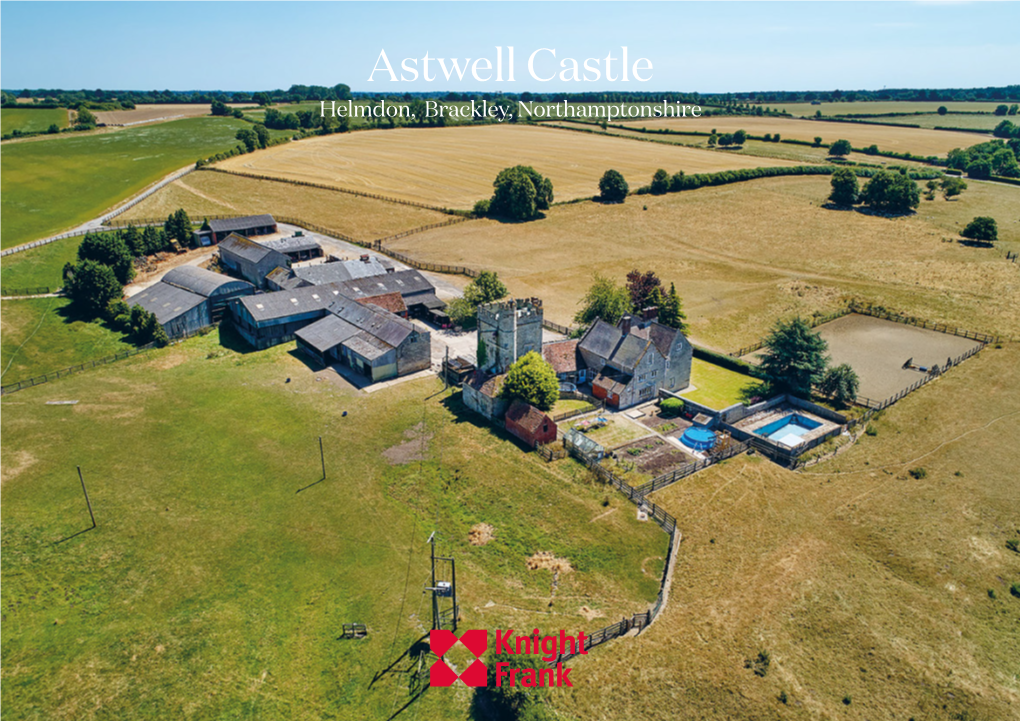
[319,436,325,479]
[77,466,96,528]
[424,532,458,632]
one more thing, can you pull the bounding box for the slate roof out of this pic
[542,340,580,374]
[209,215,276,234]
[336,269,436,301]
[127,281,206,325]
[238,283,345,323]
[261,235,322,255]
[593,369,632,396]
[610,334,651,371]
[294,314,360,353]
[294,258,389,284]
[578,319,623,361]
[163,265,253,298]
[265,267,311,290]
[358,292,407,316]
[505,401,555,435]
[330,296,415,349]
[218,233,279,264]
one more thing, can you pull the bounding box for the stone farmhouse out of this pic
[578,315,692,409]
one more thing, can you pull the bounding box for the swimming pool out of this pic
[680,426,716,451]
[755,414,821,447]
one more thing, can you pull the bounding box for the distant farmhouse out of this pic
[127,265,254,339]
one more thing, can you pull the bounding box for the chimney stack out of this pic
[642,306,659,322]
[620,314,633,335]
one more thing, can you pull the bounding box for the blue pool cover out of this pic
[680,426,716,451]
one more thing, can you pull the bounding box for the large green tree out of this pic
[758,318,829,398]
[828,167,859,207]
[500,351,559,412]
[574,273,632,327]
[650,168,670,195]
[464,271,509,306]
[961,216,998,243]
[818,364,860,408]
[164,208,194,247]
[489,166,553,220]
[598,169,629,202]
[77,232,134,284]
[657,282,688,333]
[860,170,920,214]
[625,269,661,310]
[829,139,853,157]
[64,260,123,319]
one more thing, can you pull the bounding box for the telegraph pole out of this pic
[424,532,458,632]
[319,436,326,479]
[77,466,96,528]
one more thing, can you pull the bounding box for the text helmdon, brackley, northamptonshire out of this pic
[367,46,654,83]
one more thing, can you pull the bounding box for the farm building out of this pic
[543,339,587,385]
[335,269,444,319]
[265,266,312,292]
[293,296,431,381]
[357,292,407,317]
[463,371,508,421]
[577,314,692,409]
[127,282,210,340]
[260,234,323,263]
[208,214,278,243]
[218,233,291,288]
[477,298,544,374]
[504,401,558,448]
[162,265,254,322]
[231,283,345,350]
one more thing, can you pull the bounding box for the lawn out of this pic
[120,170,451,242]
[582,417,653,450]
[0,297,134,384]
[0,332,663,719]
[0,236,80,291]
[215,123,800,209]
[618,115,986,157]
[680,358,760,410]
[551,343,1020,721]
[0,116,257,249]
[551,397,595,416]
[1,108,69,135]
[389,175,1020,350]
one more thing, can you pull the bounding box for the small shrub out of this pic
[1006,539,1019,554]
[778,690,788,704]
[745,650,770,677]
[843,695,852,706]
[908,467,927,479]
[601,496,610,507]
[627,448,642,457]
[988,589,996,599]
[660,397,684,416]
[1012,584,1020,599]
[865,425,878,437]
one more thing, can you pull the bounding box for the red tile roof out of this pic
[505,401,555,435]
[542,340,580,374]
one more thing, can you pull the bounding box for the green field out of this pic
[0,332,663,719]
[0,237,81,291]
[863,113,1006,131]
[1,297,134,383]
[0,116,256,250]
[680,358,760,409]
[1,108,69,135]
[778,101,1010,117]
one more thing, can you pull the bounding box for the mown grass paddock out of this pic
[618,115,988,157]
[0,116,258,250]
[0,331,664,719]
[549,343,1020,721]
[215,123,800,209]
[812,313,985,401]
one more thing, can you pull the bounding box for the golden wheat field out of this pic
[119,171,450,241]
[621,116,987,157]
[91,104,250,125]
[215,124,801,209]
[389,176,1020,349]
[776,100,1010,116]
[549,343,1020,721]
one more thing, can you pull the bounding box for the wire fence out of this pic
[1,343,157,395]
[198,167,470,217]
[1,286,54,297]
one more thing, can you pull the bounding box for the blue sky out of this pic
[1,2,1017,92]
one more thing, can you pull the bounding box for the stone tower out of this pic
[476,298,544,374]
